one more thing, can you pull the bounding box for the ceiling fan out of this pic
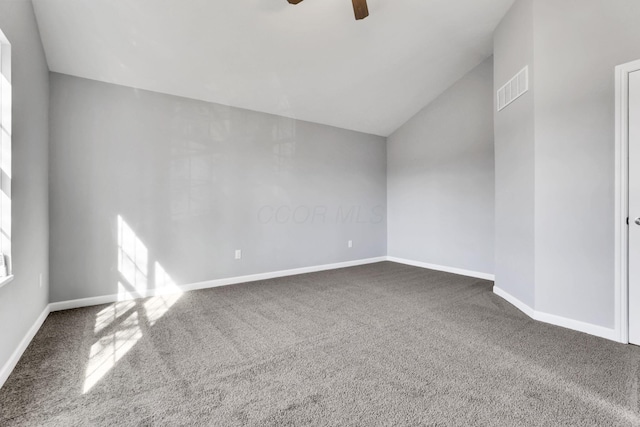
[287,0,369,21]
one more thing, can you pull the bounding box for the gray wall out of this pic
[493,0,536,307]
[387,58,495,275]
[494,0,640,330]
[533,0,640,328]
[49,74,387,303]
[0,0,50,371]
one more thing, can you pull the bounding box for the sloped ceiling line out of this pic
[32,0,515,136]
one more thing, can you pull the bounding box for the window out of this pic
[0,28,12,285]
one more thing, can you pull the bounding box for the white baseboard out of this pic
[1,257,621,391]
[386,256,495,281]
[50,256,388,312]
[49,294,123,312]
[492,286,535,318]
[533,310,620,342]
[180,256,387,294]
[493,286,620,342]
[0,304,51,389]
[5,256,387,388]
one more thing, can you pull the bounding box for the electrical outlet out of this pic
[235,249,242,260]
[39,273,43,288]
[348,240,353,248]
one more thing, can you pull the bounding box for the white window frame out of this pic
[0,28,12,288]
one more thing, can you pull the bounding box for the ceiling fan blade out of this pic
[352,0,369,20]
[287,0,304,4]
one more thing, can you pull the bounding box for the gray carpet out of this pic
[1,261,640,426]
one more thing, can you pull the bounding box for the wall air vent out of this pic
[497,66,529,112]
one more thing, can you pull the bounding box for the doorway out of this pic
[629,70,640,344]
[616,60,640,344]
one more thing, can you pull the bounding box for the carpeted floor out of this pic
[1,261,640,426]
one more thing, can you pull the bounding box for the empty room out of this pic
[1,0,640,425]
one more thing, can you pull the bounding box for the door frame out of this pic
[615,59,640,344]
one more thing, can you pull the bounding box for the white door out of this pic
[629,70,640,345]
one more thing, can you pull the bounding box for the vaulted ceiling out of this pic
[32,0,514,136]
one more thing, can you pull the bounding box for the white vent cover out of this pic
[497,66,529,111]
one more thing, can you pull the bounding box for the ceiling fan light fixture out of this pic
[352,0,369,20]
[285,0,369,20]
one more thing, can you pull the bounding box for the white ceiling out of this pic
[32,0,514,136]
